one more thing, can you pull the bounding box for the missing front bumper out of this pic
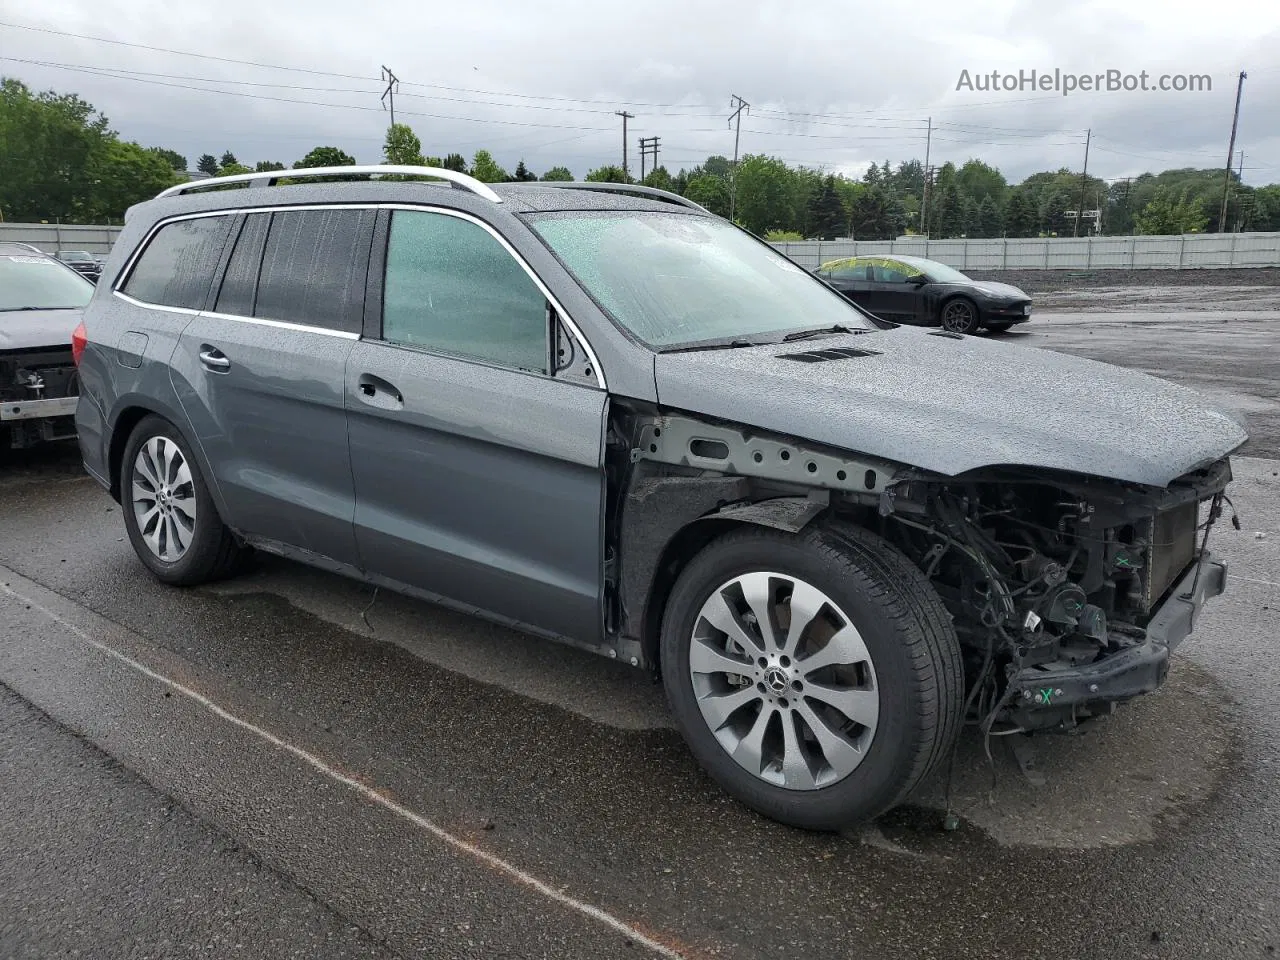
[0,396,79,422]
[1004,554,1226,728]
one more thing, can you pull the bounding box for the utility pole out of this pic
[919,117,932,235]
[1074,128,1091,237]
[1219,71,1247,233]
[728,94,750,220]
[616,111,635,181]
[638,136,660,182]
[380,65,399,128]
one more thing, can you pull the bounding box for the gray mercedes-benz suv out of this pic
[74,165,1245,830]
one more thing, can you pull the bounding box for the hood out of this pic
[967,280,1029,300]
[0,308,83,352]
[653,327,1247,488]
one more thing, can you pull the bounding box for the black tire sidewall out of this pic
[661,530,936,830]
[119,415,227,585]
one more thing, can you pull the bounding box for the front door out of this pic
[171,208,375,565]
[346,207,607,644]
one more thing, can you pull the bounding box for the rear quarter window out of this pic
[121,216,233,310]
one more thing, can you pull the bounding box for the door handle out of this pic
[356,373,403,409]
[199,347,230,372]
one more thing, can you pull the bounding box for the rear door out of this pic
[870,259,925,323]
[170,207,375,565]
[346,207,607,644]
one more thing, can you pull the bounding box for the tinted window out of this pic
[382,211,547,374]
[255,209,373,333]
[0,255,94,311]
[874,262,913,283]
[122,217,231,309]
[826,261,869,281]
[215,214,270,317]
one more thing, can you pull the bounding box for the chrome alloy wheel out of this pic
[688,572,880,790]
[131,436,197,562]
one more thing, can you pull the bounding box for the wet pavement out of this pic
[2,305,1279,959]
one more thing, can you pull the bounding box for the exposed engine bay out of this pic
[874,459,1231,731]
[0,348,80,449]
[609,406,1234,733]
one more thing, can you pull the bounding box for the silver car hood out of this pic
[0,308,82,352]
[652,327,1247,487]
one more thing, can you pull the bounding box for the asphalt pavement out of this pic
[2,305,1278,959]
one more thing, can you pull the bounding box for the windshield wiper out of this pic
[781,324,866,342]
[661,338,764,354]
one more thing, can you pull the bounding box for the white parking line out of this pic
[0,582,689,960]
[1229,574,1280,589]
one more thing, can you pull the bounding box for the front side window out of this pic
[0,255,94,312]
[121,216,232,310]
[382,210,548,374]
[530,213,876,349]
[874,261,915,283]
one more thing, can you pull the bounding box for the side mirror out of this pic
[908,274,929,286]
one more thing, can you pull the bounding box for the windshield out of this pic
[59,251,93,262]
[528,212,876,348]
[914,260,971,284]
[0,255,95,311]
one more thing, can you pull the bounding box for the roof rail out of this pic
[154,165,503,204]
[539,182,711,214]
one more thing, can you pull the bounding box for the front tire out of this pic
[120,415,246,586]
[660,525,963,831]
[939,297,980,334]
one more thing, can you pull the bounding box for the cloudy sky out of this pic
[3,0,1278,185]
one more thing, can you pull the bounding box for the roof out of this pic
[491,183,704,215]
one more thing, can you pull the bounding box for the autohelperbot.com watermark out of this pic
[956,68,1212,97]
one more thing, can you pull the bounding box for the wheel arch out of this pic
[936,291,979,323]
[106,398,228,520]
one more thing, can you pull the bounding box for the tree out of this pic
[584,164,627,183]
[684,175,730,218]
[442,153,468,172]
[956,159,1007,206]
[383,123,424,166]
[960,195,982,237]
[1003,189,1036,237]
[642,166,674,192]
[541,165,573,181]
[1134,187,1209,235]
[88,140,182,218]
[470,149,508,183]
[976,195,1003,238]
[197,153,219,176]
[218,162,252,176]
[254,161,286,172]
[806,175,846,240]
[219,151,238,168]
[0,77,112,221]
[149,147,186,171]
[513,160,537,181]
[295,146,355,169]
[734,155,793,235]
[849,185,905,240]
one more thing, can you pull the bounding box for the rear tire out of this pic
[119,415,247,586]
[660,524,963,831]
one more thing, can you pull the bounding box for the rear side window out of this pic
[121,216,231,310]
[382,210,547,374]
[214,213,271,317]
[254,209,373,333]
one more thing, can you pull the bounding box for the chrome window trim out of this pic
[112,291,203,316]
[199,309,361,340]
[113,203,607,390]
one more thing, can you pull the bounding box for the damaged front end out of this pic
[613,407,1235,734]
[873,459,1233,731]
[0,348,81,449]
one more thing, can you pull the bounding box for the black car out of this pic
[56,249,104,283]
[814,254,1032,334]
